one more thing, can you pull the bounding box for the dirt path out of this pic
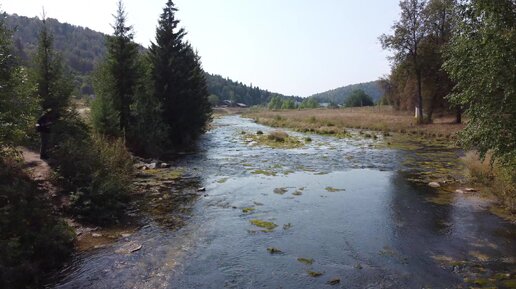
[21,148,51,181]
[20,147,70,208]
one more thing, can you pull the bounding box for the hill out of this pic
[5,13,298,105]
[309,81,383,105]
[205,74,301,106]
[6,14,107,95]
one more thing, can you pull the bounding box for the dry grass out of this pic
[244,106,464,139]
[267,130,289,142]
[462,151,515,212]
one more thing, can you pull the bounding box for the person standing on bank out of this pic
[36,108,55,160]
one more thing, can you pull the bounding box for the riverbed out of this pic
[49,115,515,289]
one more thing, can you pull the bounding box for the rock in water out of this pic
[115,242,142,254]
[428,182,441,188]
[327,278,340,285]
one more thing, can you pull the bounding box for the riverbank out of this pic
[243,106,464,139]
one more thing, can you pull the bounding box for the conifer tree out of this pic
[0,12,38,155]
[149,0,211,148]
[92,0,139,136]
[34,15,72,114]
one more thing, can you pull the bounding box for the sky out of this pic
[2,0,400,97]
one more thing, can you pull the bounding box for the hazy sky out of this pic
[2,0,400,97]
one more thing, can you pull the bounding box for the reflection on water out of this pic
[49,115,515,289]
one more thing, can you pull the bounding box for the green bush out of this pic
[50,114,134,225]
[0,158,74,288]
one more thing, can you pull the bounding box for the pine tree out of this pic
[149,0,211,148]
[34,15,72,114]
[92,0,139,136]
[0,12,38,155]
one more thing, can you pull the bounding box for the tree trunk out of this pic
[416,69,424,124]
[455,107,461,124]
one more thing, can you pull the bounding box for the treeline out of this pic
[0,0,211,287]
[310,81,383,105]
[206,73,301,106]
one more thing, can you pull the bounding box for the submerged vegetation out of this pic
[242,130,304,149]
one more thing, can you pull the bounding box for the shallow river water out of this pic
[50,115,515,289]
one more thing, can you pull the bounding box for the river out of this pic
[49,115,515,289]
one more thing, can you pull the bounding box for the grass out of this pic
[462,151,515,214]
[243,130,304,149]
[244,106,464,139]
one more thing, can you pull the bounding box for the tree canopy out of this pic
[443,0,515,165]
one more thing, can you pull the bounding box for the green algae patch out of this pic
[250,219,278,230]
[274,187,288,195]
[267,247,282,254]
[243,130,304,149]
[308,271,323,277]
[217,177,229,184]
[143,168,184,180]
[252,169,277,176]
[297,257,314,265]
[242,207,256,214]
[292,190,303,196]
[325,186,345,192]
[502,279,516,288]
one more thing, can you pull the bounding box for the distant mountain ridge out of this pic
[310,81,383,104]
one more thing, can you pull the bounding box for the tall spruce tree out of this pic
[0,12,38,155]
[92,0,139,136]
[149,0,211,148]
[34,15,72,114]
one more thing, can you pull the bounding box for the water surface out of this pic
[50,115,515,289]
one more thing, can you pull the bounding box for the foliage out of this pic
[206,73,301,106]
[462,151,515,211]
[344,89,374,107]
[0,158,74,288]
[95,0,141,135]
[380,0,428,123]
[310,81,383,105]
[281,99,296,109]
[128,57,170,156]
[207,94,219,106]
[0,13,38,156]
[299,98,319,109]
[6,13,107,96]
[51,117,134,225]
[443,0,515,165]
[268,95,283,109]
[33,17,73,114]
[149,0,212,148]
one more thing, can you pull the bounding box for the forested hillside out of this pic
[6,14,106,95]
[205,73,301,106]
[309,81,383,105]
